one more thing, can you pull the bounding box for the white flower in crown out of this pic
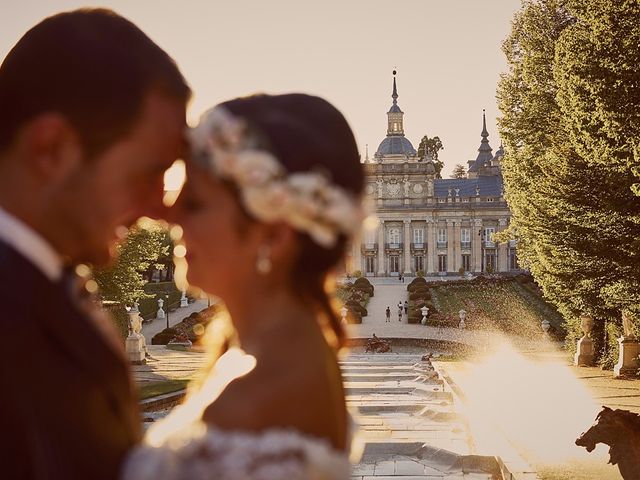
[191,106,371,248]
[233,150,283,186]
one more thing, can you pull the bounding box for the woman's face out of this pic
[170,164,261,298]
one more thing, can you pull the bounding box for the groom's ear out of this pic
[20,113,83,184]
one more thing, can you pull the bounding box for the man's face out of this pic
[52,91,186,266]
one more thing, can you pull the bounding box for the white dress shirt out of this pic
[0,206,63,282]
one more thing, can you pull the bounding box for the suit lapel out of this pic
[1,241,140,435]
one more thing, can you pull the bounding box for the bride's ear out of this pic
[260,222,299,267]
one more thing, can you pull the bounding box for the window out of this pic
[413,228,424,244]
[484,252,496,272]
[437,228,447,244]
[414,256,424,272]
[366,256,375,273]
[461,228,470,246]
[509,249,519,270]
[462,254,471,272]
[390,256,399,273]
[484,227,496,247]
[438,254,447,272]
[388,228,400,245]
[393,122,399,132]
[487,197,494,202]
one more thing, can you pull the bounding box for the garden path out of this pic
[346,279,482,346]
[141,298,209,343]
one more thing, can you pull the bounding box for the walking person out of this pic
[385,306,391,322]
[404,301,408,316]
[398,304,403,322]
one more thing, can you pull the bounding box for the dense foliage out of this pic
[497,0,640,363]
[94,222,171,308]
[417,135,445,177]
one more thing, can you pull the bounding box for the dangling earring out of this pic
[255,245,272,275]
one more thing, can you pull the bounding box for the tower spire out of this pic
[476,109,493,163]
[392,69,398,105]
[481,109,489,139]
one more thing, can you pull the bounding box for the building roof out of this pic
[375,136,417,156]
[434,176,503,198]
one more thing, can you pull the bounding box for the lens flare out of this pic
[447,340,609,465]
[163,160,186,207]
[145,348,256,447]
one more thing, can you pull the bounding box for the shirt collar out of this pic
[0,206,64,282]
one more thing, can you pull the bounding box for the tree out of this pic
[496,0,640,363]
[450,164,467,179]
[416,135,444,177]
[94,221,170,307]
[553,0,640,317]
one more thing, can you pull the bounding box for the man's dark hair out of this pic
[0,8,191,156]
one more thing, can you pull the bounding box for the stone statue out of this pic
[622,310,636,340]
[420,306,429,325]
[581,315,594,338]
[458,309,466,329]
[126,303,147,364]
[376,178,384,198]
[403,177,410,197]
[427,179,434,197]
[575,315,595,366]
[576,406,640,480]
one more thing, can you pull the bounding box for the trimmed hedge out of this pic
[152,304,221,345]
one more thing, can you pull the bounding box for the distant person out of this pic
[385,306,391,322]
[0,9,189,479]
[404,301,408,315]
[398,273,403,282]
[398,304,403,322]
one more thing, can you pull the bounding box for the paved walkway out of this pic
[141,298,209,343]
[132,345,208,384]
[346,280,481,346]
[347,353,506,479]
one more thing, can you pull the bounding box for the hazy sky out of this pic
[1,0,522,176]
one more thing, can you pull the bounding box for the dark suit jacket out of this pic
[0,241,141,479]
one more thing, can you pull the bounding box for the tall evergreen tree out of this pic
[497,0,640,357]
[450,164,467,179]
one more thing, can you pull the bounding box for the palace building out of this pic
[350,72,518,277]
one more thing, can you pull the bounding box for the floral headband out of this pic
[189,106,371,248]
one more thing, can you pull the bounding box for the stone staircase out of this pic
[343,353,509,479]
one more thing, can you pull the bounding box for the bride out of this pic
[123,94,367,479]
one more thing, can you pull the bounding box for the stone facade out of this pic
[349,73,519,277]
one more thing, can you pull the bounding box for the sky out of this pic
[0,0,522,177]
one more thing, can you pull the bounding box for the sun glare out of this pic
[163,160,186,207]
[145,348,256,447]
[453,341,609,465]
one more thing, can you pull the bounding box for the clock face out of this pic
[365,184,375,195]
[387,182,401,197]
[413,183,423,194]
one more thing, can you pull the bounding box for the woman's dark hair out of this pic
[221,93,364,348]
[0,8,190,157]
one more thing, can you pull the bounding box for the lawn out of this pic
[138,379,190,400]
[430,277,566,339]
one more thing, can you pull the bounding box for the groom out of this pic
[0,9,189,479]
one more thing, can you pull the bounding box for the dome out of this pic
[375,136,416,156]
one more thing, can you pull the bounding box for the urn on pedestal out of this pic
[574,315,595,367]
